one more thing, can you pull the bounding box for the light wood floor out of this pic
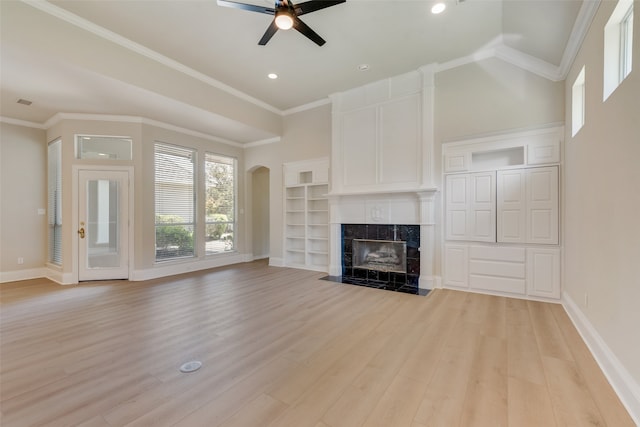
[0,260,634,427]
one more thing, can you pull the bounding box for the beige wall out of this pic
[251,167,270,259]
[0,123,47,276]
[245,104,332,262]
[563,1,640,386]
[435,57,565,144]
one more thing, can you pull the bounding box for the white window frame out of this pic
[604,0,634,101]
[204,152,237,255]
[154,142,196,262]
[572,66,586,137]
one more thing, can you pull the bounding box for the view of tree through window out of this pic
[205,153,235,254]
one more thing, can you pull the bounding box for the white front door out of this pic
[78,170,129,281]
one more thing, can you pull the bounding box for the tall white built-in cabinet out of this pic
[283,158,330,272]
[443,126,562,300]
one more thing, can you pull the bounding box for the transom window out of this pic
[604,0,634,100]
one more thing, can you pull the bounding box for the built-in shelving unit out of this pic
[442,126,563,300]
[283,158,329,272]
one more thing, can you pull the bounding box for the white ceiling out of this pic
[0,0,589,144]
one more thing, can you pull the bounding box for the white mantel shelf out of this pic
[327,187,438,198]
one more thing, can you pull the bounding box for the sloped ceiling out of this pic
[0,0,594,144]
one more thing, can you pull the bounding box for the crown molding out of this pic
[283,98,331,116]
[557,0,601,79]
[243,136,281,148]
[43,113,244,147]
[20,0,284,116]
[0,116,46,129]
[494,45,562,81]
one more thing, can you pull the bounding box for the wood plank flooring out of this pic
[0,260,634,426]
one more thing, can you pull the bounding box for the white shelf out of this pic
[283,159,329,272]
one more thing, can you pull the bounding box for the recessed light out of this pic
[431,2,446,14]
[357,64,370,71]
[268,73,278,79]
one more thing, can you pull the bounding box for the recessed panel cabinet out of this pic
[497,166,558,244]
[447,166,558,245]
[445,172,496,242]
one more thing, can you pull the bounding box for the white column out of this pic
[328,195,343,276]
[417,189,438,289]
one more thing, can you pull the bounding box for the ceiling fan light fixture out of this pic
[275,10,294,30]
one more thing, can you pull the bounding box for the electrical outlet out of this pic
[17,257,24,265]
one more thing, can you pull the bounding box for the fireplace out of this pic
[353,239,407,273]
[335,224,423,295]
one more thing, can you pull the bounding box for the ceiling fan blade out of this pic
[217,0,275,14]
[258,20,279,45]
[293,17,325,46]
[294,0,345,16]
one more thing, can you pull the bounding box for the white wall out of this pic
[0,123,47,281]
[245,104,332,264]
[563,0,640,414]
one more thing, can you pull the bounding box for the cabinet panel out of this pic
[470,275,526,294]
[445,172,495,242]
[527,248,560,298]
[444,245,468,288]
[497,170,526,243]
[527,138,560,165]
[341,108,377,187]
[445,174,470,240]
[527,167,558,244]
[444,152,470,172]
[379,95,420,185]
[469,172,496,242]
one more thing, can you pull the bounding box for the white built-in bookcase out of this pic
[283,158,329,272]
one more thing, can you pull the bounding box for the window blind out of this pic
[154,142,195,260]
[47,139,62,265]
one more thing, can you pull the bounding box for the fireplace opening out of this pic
[322,223,425,295]
[353,239,407,273]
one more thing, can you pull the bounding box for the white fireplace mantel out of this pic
[328,188,439,290]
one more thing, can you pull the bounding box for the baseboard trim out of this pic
[131,253,250,281]
[0,268,47,283]
[268,257,285,268]
[562,291,640,425]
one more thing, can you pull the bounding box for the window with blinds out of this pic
[205,153,236,254]
[154,143,196,261]
[47,139,62,265]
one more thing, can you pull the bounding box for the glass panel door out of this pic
[78,170,129,281]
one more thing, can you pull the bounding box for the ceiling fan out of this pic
[217,0,346,46]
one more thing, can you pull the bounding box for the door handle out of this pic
[78,227,85,239]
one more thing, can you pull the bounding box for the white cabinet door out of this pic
[444,244,469,288]
[527,166,558,245]
[527,248,560,299]
[445,172,495,242]
[469,172,496,242]
[497,169,526,243]
[445,174,470,240]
